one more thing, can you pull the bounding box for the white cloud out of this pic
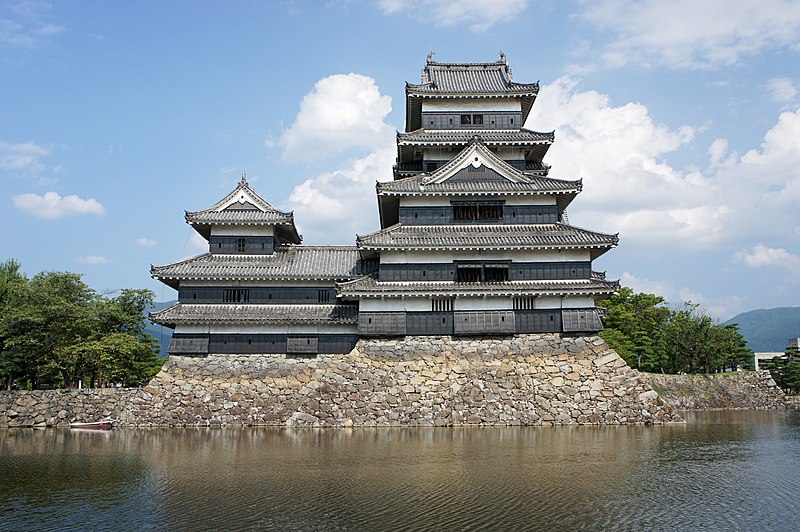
[135,238,158,247]
[574,0,800,69]
[735,244,800,273]
[766,76,798,104]
[283,146,396,243]
[0,140,49,171]
[13,191,106,219]
[280,73,394,162]
[377,0,530,31]
[76,255,109,265]
[531,78,800,248]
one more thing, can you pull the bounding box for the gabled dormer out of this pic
[378,139,582,228]
[185,175,301,255]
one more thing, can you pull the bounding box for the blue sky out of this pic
[1,0,799,320]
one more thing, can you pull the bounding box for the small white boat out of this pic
[70,420,113,430]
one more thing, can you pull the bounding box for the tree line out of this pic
[598,287,753,374]
[760,346,800,394]
[0,259,163,391]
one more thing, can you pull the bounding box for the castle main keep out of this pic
[151,54,619,357]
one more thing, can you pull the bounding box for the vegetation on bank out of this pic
[598,287,753,375]
[760,346,800,394]
[0,259,163,391]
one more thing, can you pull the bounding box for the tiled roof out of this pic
[185,209,294,225]
[357,223,619,252]
[407,59,539,96]
[337,275,620,299]
[150,303,359,325]
[184,176,301,243]
[377,174,581,195]
[404,56,540,131]
[397,129,553,145]
[151,246,363,289]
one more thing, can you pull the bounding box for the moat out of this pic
[1,410,798,530]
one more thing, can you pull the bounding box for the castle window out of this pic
[460,114,471,125]
[432,299,453,312]
[514,297,536,310]
[318,290,330,303]
[236,238,246,253]
[456,262,510,283]
[484,266,509,283]
[453,201,504,220]
[472,114,483,125]
[478,203,503,220]
[456,265,481,283]
[223,289,250,303]
[453,203,478,220]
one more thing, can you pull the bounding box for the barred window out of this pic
[453,201,504,221]
[432,299,454,312]
[223,289,250,303]
[514,297,537,310]
[236,238,246,253]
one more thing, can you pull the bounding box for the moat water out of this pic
[1,411,798,531]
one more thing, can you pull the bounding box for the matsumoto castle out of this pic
[151,54,620,357]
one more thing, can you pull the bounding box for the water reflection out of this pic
[1,411,798,530]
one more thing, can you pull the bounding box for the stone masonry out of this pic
[2,335,687,428]
[120,334,682,427]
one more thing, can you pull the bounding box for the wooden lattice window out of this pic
[453,201,503,221]
[223,289,250,303]
[432,299,454,312]
[236,238,246,253]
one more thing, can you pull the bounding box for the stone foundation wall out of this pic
[0,389,138,428]
[643,371,788,410]
[121,334,681,426]
[1,335,685,428]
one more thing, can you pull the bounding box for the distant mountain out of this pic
[144,300,176,357]
[725,307,800,352]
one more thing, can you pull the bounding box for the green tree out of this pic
[600,288,752,375]
[598,287,670,372]
[0,261,163,390]
[0,259,27,390]
[764,345,800,394]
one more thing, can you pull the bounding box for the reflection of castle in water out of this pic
[150,54,619,357]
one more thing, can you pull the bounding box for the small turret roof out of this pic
[405,53,539,131]
[151,245,363,289]
[185,175,301,243]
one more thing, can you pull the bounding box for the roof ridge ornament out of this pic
[427,51,435,63]
[240,171,247,186]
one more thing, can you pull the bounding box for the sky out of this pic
[1,0,799,321]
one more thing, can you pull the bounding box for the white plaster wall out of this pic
[422,147,459,160]
[453,297,513,311]
[175,323,357,335]
[398,195,556,207]
[422,98,520,112]
[359,298,431,312]
[179,280,333,288]
[379,249,590,263]
[210,225,275,237]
